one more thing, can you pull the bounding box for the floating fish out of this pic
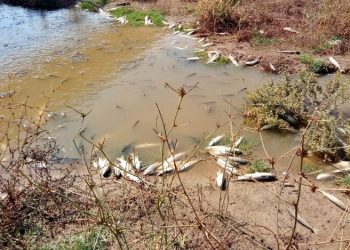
[283,27,299,33]
[245,58,260,66]
[186,57,200,61]
[201,43,213,48]
[287,208,318,234]
[143,162,161,176]
[208,134,225,146]
[174,46,188,50]
[134,143,159,149]
[237,172,276,181]
[187,30,195,36]
[173,31,180,35]
[0,90,15,98]
[216,171,227,190]
[228,55,239,66]
[319,190,347,210]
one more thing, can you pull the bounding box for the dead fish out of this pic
[197,38,205,43]
[228,55,239,66]
[186,57,200,61]
[216,171,227,190]
[237,172,276,181]
[143,162,161,176]
[201,43,213,48]
[334,161,350,169]
[261,124,276,131]
[278,50,300,55]
[172,31,180,35]
[129,153,142,171]
[166,152,186,163]
[237,87,247,94]
[133,120,140,129]
[233,136,244,147]
[227,156,249,164]
[283,27,299,33]
[121,142,135,154]
[115,104,124,110]
[134,143,159,150]
[144,15,153,25]
[101,165,112,178]
[319,190,347,210]
[216,158,237,174]
[269,63,277,72]
[329,57,343,73]
[245,58,260,66]
[175,46,188,50]
[158,161,177,176]
[208,134,225,146]
[162,20,169,26]
[287,208,318,234]
[116,16,128,25]
[0,90,15,98]
[179,159,200,172]
[316,168,350,180]
[194,48,205,53]
[187,30,195,36]
[125,173,142,183]
[114,166,122,179]
[206,146,242,156]
[186,72,197,78]
[207,53,220,64]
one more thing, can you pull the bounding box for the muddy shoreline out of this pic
[104,0,350,75]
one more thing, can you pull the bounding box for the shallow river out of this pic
[1,4,315,170]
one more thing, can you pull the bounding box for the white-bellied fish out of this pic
[237,172,276,181]
[319,190,347,210]
[287,208,318,234]
[208,134,225,146]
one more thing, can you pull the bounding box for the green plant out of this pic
[299,53,327,73]
[338,175,350,187]
[80,0,109,12]
[246,72,350,160]
[39,228,110,250]
[238,138,257,155]
[110,7,164,26]
[249,160,269,173]
[252,33,279,47]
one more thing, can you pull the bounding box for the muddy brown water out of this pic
[0,5,329,174]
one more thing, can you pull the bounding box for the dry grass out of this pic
[196,0,350,54]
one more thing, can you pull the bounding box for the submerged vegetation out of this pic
[110,7,164,26]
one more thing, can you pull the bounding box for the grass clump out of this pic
[252,33,279,47]
[80,0,109,12]
[246,72,350,161]
[249,160,270,173]
[337,175,350,187]
[298,53,329,74]
[196,0,239,32]
[39,228,110,250]
[238,138,257,155]
[110,7,164,26]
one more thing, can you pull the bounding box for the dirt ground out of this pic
[105,0,350,75]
